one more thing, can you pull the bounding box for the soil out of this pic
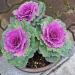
[26,51,53,69]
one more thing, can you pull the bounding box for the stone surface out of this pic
[0,0,24,14]
[61,10,75,28]
[0,0,9,13]
[1,18,9,29]
[69,0,75,9]
[67,24,75,41]
[45,0,65,12]
[45,0,65,18]
[7,0,24,6]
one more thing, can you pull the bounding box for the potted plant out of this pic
[1,1,74,73]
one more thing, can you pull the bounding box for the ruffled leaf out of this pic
[9,17,21,28]
[40,16,53,26]
[55,19,67,30]
[35,26,41,40]
[39,45,50,57]
[21,20,37,37]
[56,31,74,57]
[8,56,28,68]
[2,50,13,59]
[38,1,46,19]
[45,55,60,63]
[31,1,46,26]
[39,43,61,62]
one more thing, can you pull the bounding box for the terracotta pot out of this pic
[16,43,75,73]
[17,62,56,73]
[16,57,70,73]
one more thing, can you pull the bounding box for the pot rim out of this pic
[16,57,69,73]
[16,62,57,73]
